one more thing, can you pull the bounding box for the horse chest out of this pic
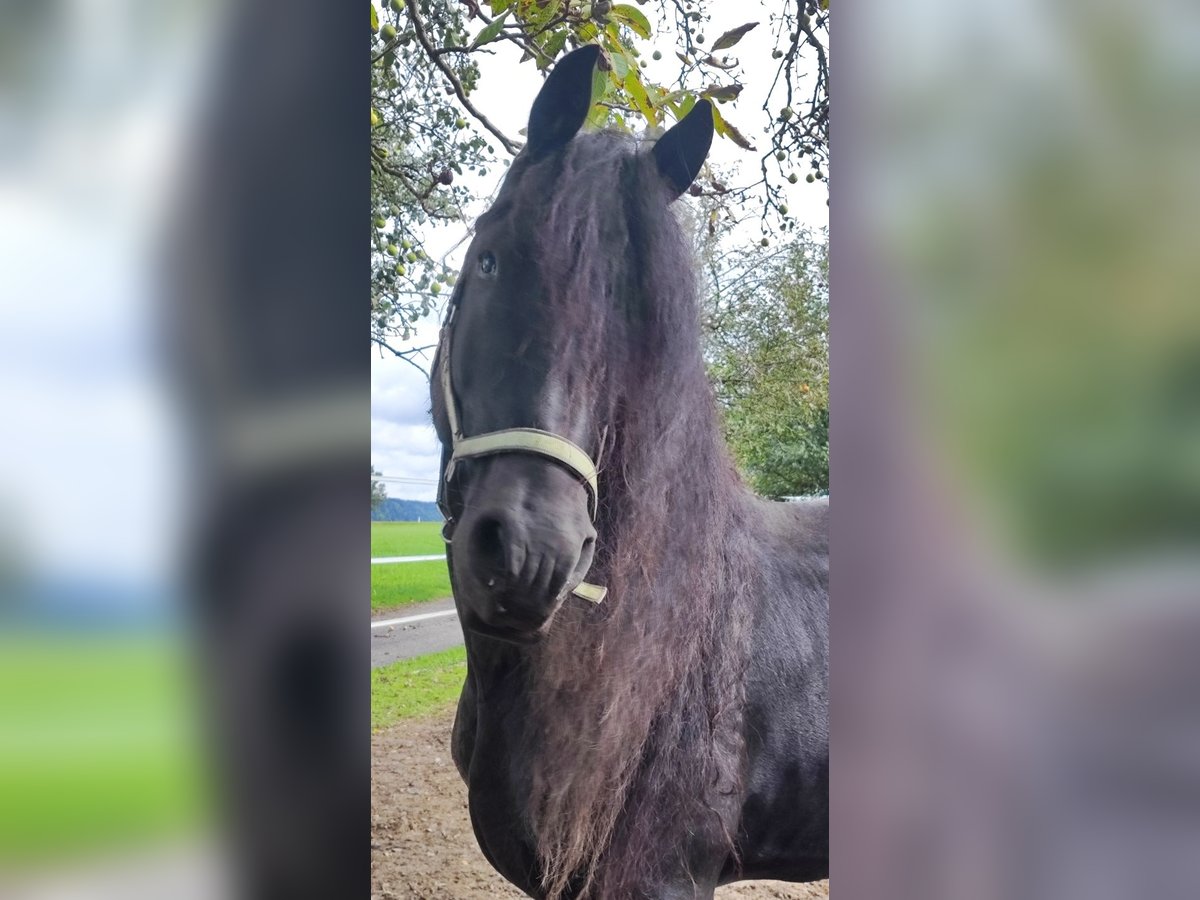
[455,680,544,891]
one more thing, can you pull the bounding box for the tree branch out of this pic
[407,2,523,156]
[373,339,438,379]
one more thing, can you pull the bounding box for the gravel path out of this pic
[372,598,462,668]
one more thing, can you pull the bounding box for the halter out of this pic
[434,301,607,605]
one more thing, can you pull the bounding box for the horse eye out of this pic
[478,251,497,276]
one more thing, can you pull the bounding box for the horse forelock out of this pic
[509,130,758,898]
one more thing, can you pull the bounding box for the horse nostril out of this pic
[472,515,507,566]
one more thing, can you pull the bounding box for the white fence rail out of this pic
[371,554,447,564]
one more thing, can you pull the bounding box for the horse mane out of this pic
[510,130,759,898]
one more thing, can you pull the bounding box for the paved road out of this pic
[1,841,226,900]
[371,597,462,668]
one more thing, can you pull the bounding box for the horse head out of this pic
[432,45,714,641]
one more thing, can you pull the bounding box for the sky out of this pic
[372,1,830,501]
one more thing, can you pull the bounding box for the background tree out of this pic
[371,465,389,511]
[371,0,484,364]
[370,0,830,362]
[697,214,829,497]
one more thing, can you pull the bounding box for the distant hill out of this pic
[372,498,443,522]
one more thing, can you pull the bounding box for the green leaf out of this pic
[586,102,609,131]
[703,83,743,102]
[610,4,652,39]
[711,105,755,150]
[624,69,656,125]
[591,65,609,106]
[542,28,568,63]
[710,21,757,51]
[525,0,561,28]
[489,0,513,13]
[370,3,379,33]
[603,30,634,80]
[472,9,510,47]
[710,106,726,137]
[588,51,616,131]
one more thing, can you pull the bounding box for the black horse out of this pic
[431,45,828,900]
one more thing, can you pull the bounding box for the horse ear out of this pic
[652,99,714,199]
[526,45,600,157]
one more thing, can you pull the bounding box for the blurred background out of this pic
[1,0,366,897]
[836,0,1200,898]
[0,0,218,891]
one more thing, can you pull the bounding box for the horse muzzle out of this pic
[451,457,597,638]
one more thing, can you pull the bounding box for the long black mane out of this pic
[505,129,761,898]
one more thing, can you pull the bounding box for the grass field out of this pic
[371,521,447,557]
[371,646,467,731]
[0,634,208,867]
[371,521,453,613]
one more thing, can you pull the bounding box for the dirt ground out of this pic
[372,712,828,900]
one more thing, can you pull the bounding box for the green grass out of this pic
[0,634,208,867]
[371,646,467,731]
[371,521,453,612]
[371,521,446,557]
[371,559,453,611]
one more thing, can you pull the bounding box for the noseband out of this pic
[434,301,607,605]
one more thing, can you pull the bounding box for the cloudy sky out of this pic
[372,1,829,502]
